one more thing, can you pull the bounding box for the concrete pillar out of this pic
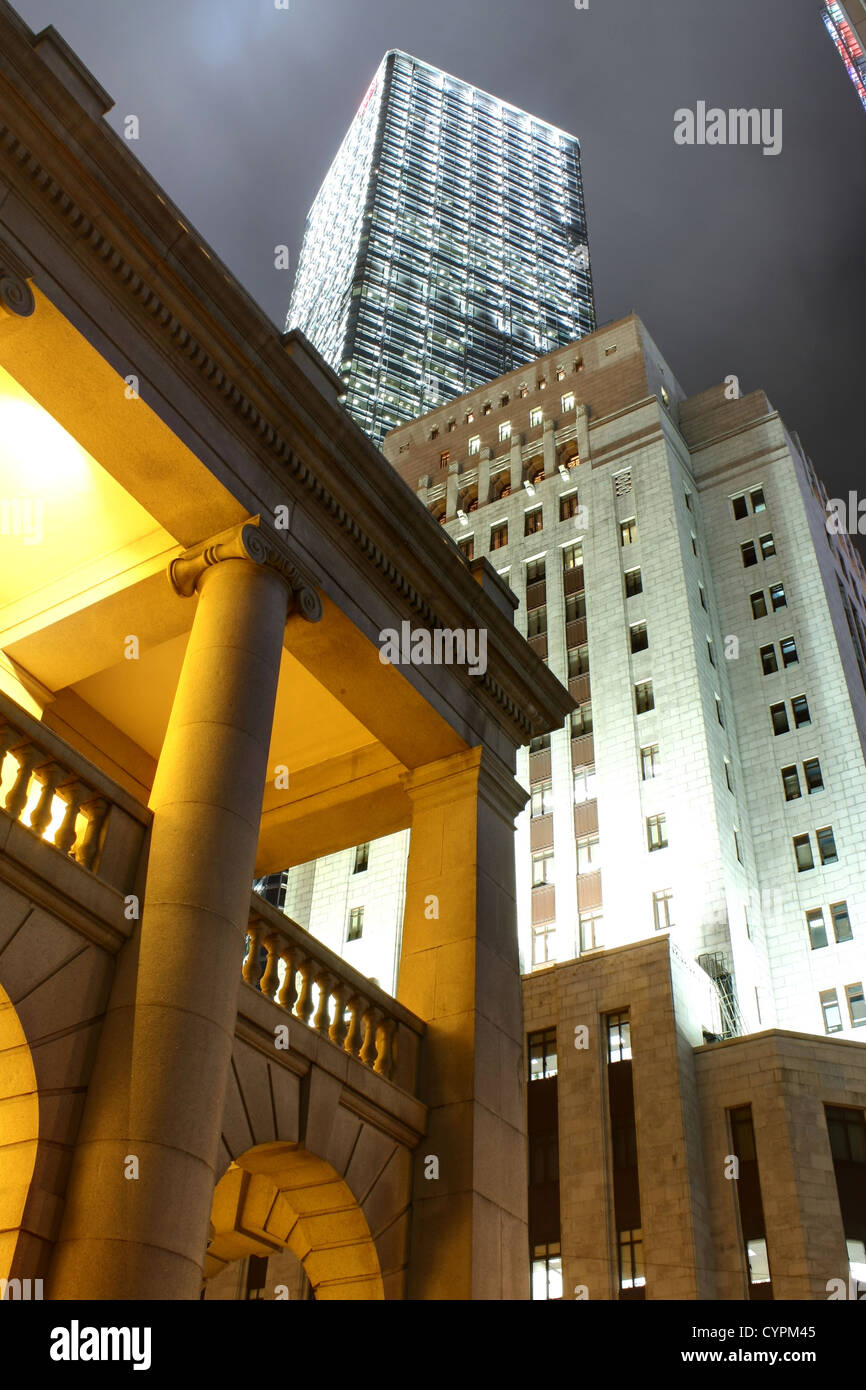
[398,747,529,1300]
[48,519,321,1300]
[509,437,523,492]
[445,462,460,520]
[576,404,591,464]
[477,452,491,507]
[543,418,556,476]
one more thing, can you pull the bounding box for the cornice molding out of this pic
[0,112,557,741]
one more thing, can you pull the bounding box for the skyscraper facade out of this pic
[287,49,595,445]
[822,2,866,111]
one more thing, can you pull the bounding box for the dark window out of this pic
[803,758,824,793]
[699,584,708,610]
[560,492,580,521]
[751,487,767,513]
[571,701,593,736]
[607,1011,632,1063]
[751,591,768,619]
[528,1028,557,1080]
[806,908,828,950]
[741,541,758,568]
[779,636,799,667]
[724,760,734,792]
[353,842,370,873]
[347,906,364,941]
[568,644,590,676]
[530,733,551,753]
[618,1229,645,1292]
[781,765,801,801]
[760,644,778,675]
[826,1106,866,1161]
[457,536,475,561]
[732,495,748,521]
[831,902,853,944]
[820,989,843,1034]
[525,507,544,536]
[620,518,637,546]
[566,593,586,623]
[791,695,811,727]
[770,702,789,735]
[817,826,838,865]
[760,533,776,559]
[769,583,787,612]
[490,522,508,550]
[630,622,649,653]
[624,568,642,598]
[527,607,547,638]
[635,681,654,714]
[715,697,725,727]
[526,558,546,585]
[794,834,814,872]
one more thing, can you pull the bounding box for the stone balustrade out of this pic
[0,693,150,894]
[243,894,423,1093]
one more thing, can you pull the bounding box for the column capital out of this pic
[402,745,527,821]
[168,515,322,622]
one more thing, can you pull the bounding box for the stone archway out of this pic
[0,981,38,1283]
[204,1142,385,1300]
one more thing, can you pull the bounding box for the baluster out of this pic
[295,958,315,1026]
[360,1006,380,1069]
[73,796,108,871]
[344,995,366,1059]
[29,761,65,838]
[0,721,20,767]
[329,983,349,1049]
[242,917,264,987]
[259,932,282,999]
[373,1017,396,1080]
[4,742,40,821]
[54,779,87,854]
[277,945,300,1013]
[313,970,333,1035]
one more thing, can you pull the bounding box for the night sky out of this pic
[13,0,866,549]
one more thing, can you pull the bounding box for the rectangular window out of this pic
[624,567,642,598]
[640,744,660,779]
[781,765,801,801]
[571,701,593,737]
[646,814,668,851]
[525,507,543,536]
[562,542,583,572]
[346,906,364,942]
[561,392,575,412]
[560,491,580,521]
[579,909,603,952]
[770,702,789,735]
[498,421,511,442]
[531,1243,562,1301]
[821,989,843,1034]
[803,758,824,793]
[760,533,776,559]
[565,592,587,624]
[741,540,758,568]
[653,889,674,931]
[826,1106,866,1162]
[528,1028,557,1080]
[760,644,778,675]
[750,591,768,619]
[576,833,599,873]
[846,984,866,1028]
[779,636,799,667]
[731,495,749,521]
[630,622,649,653]
[568,644,589,676]
[527,607,547,638]
[791,695,811,728]
[806,908,828,950]
[439,450,450,467]
[751,487,767,513]
[530,781,554,818]
[532,849,555,885]
[490,522,508,550]
[573,765,597,803]
[690,533,698,557]
[817,826,838,865]
[684,492,693,512]
[531,922,556,968]
[769,582,787,611]
[831,902,853,944]
[468,434,480,455]
[353,843,370,873]
[526,558,546,586]
[794,834,814,872]
[607,1011,632,1063]
[457,536,475,561]
[530,733,551,753]
[715,696,725,727]
[529,406,543,427]
[618,1229,645,1292]
[620,518,637,546]
[707,638,716,667]
[635,681,654,714]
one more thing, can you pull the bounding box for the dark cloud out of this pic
[14,0,866,553]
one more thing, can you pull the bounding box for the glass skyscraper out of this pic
[822,2,866,111]
[287,50,595,446]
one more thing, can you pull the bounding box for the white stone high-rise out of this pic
[279,314,866,1046]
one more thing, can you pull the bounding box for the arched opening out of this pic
[0,982,38,1283]
[203,1142,384,1301]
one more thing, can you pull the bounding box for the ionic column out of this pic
[398,747,529,1300]
[48,518,321,1300]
